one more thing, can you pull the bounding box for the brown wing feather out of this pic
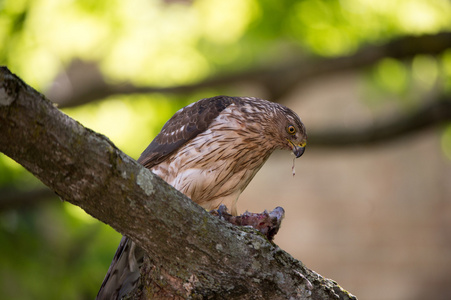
[96,236,144,299]
[137,96,240,169]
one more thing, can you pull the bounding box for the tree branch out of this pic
[309,97,451,147]
[47,32,451,108]
[0,67,356,299]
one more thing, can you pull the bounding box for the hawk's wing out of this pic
[138,96,240,169]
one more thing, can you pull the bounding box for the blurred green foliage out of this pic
[0,200,121,300]
[1,0,451,299]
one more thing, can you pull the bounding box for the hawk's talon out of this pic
[210,206,285,241]
[217,204,229,218]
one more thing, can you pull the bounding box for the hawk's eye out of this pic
[286,125,296,135]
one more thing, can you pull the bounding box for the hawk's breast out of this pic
[151,103,273,214]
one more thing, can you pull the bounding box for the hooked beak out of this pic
[293,144,305,158]
[287,140,306,158]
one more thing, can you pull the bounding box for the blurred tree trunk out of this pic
[0,67,357,299]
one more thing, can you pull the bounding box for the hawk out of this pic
[96,96,307,299]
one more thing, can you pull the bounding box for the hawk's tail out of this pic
[96,236,145,300]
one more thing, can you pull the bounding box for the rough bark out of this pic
[0,67,356,299]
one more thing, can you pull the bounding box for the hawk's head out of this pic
[262,101,307,158]
[281,107,307,158]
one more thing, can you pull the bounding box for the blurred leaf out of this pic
[412,55,438,90]
[374,58,408,95]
